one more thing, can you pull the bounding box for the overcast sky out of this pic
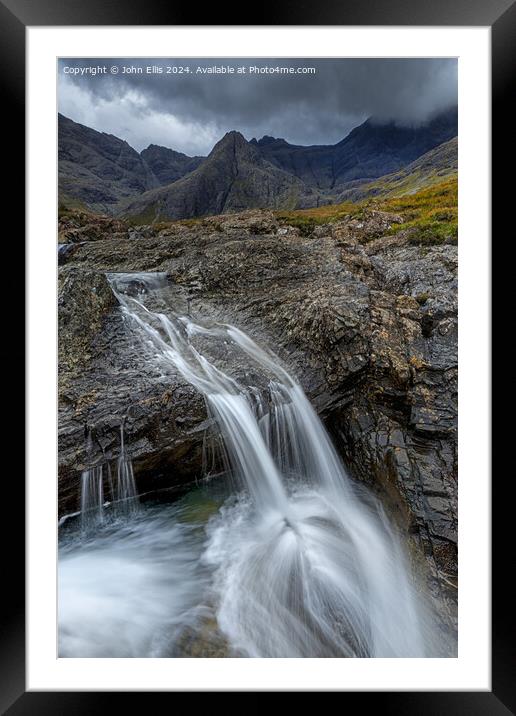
[58,58,457,156]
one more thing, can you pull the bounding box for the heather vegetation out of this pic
[276,176,457,245]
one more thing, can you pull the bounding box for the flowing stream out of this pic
[58,272,444,658]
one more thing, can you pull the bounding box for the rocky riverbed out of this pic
[58,207,458,619]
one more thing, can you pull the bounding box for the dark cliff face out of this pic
[255,106,458,188]
[140,144,205,185]
[120,131,313,222]
[58,114,160,212]
[252,137,337,190]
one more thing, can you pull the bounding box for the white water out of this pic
[80,465,105,529]
[79,423,139,530]
[58,272,444,657]
[59,503,211,657]
[116,422,139,516]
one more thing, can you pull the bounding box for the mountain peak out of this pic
[140,143,205,185]
[210,130,253,157]
[142,143,188,159]
[255,135,288,147]
[221,130,248,144]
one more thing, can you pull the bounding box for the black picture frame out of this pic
[3,0,509,709]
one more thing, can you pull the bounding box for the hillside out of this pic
[140,144,205,185]
[336,137,458,203]
[276,176,457,246]
[58,114,160,213]
[252,107,457,189]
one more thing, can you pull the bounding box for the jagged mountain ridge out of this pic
[140,144,204,185]
[58,114,206,213]
[58,114,160,212]
[252,106,458,189]
[119,131,316,222]
[58,107,457,220]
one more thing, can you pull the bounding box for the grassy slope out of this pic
[58,194,92,216]
[276,175,457,244]
[337,137,458,203]
[381,176,457,244]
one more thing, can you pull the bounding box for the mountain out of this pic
[252,106,457,189]
[250,136,336,190]
[336,136,458,202]
[58,107,457,221]
[59,114,207,213]
[120,131,316,222]
[58,114,160,212]
[140,144,205,185]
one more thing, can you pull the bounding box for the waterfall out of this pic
[103,271,437,658]
[116,422,139,517]
[80,424,139,528]
[80,465,105,529]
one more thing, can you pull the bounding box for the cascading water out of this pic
[80,430,107,530]
[80,465,105,529]
[65,271,439,658]
[79,423,139,529]
[116,421,139,517]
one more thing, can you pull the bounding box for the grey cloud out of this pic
[58,58,457,155]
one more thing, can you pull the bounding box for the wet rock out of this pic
[58,243,79,265]
[58,208,458,598]
[58,265,209,513]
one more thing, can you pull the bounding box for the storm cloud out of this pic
[58,58,457,155]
